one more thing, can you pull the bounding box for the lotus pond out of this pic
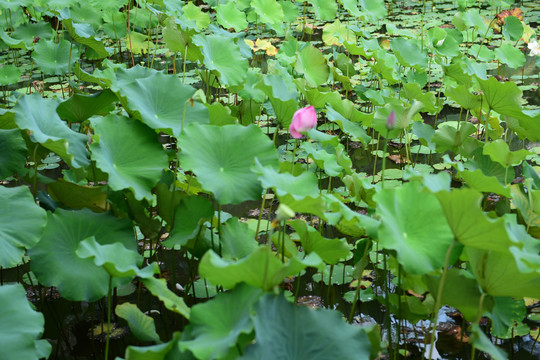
[1,0,540,359]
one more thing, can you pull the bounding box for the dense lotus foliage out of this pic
[0,0,540,359]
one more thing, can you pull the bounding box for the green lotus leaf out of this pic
[483,139,530,167]
[0,186,46,268]
[494,43,525,69]
[199,246,321,291]
[289,219,350,264]
[253,159,319,200]
[28,209,137,301]
[0,0,32,11]
[339,0,362,17]
[179,123,278,205]
[141,276,191,319]
[250,0,284,35]
[436,188,513,252]
[90,114,168,201]
[207,102,239,126]
[295,45,329,88]
[48,179,108,212]
[326,106,371,146]
[0,128,27,178]
[0,284,51,360]
[403,83,439,113]
[502,16,523,42]
[359,0,386,20]
[116,303,161,343]
[32,39,79,75]
[63,19,111,59]
[432,122,476,153]
[457,169,511,197]
[220,217,258,261]
[56,90,117,123]
[307,0,337,21]
[489,297,529,339]
[183,2,210,30]
[425,268,490,321]
[216,2,248,32]
[14,94,90,168]
[374,181,456,275]
[505,112,540,142]
[76,237,154,278]
[193,34,248,87]
[123,332,183,359]
[0,64,21,85]
[390,37,428,69]
[445,85,482,111]
[114,69,209,137]
[242,293,373,360]
[179,284,263,360]
[477,76,522,117]
[162,17,203,62]
[470,324,507,360]
[301,141,346,177]
[163,195,214,249]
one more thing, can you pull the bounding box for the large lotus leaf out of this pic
[253,159,319,200]
[289,219,350,264]
[505,112,540,142]
[163,195,214,249]
[425,268,487,321]
[483,139,530,167]
[76,237,154,278]
[0,128,27,178]
[0,284,51,360]
[199,246,322,291]
[216,2,248,32]
[193,34,248,87]
[63,19,111,59]
[116,303,161,343]
[56,90,117,123]
[489,297,529,339]
[326,106,370,146]
[0,186,46,268]
[494,43,525,69]
[306,0,337,21]
[467,246,540,298]
[179,124,278,205]
[457,169,511,197]
[90,115,168,201]
[339,0,362,17]
[390,37,428,69]
[123,332,183,360]
[115,71,208,137]
[0,0,32,11]
[374,181,456,275]
[435,189,512,252]
[445,85,482,111]
[183,2,210,30]
[179,284,263,360]
[477,76,522,117]
[300,141,344,177]
[10,22,53,47]
[162,17,203,62]
[28,208,136,301]
[250,0,284,35]
[220,217,258,261]
[141,276,191,319]
[32,39,79,75]
[14,94,90,168]
[295,45,329,88]
[0,64,21,85]
[242,293,372,360]
[502,16,523,42]
[359,0,387,20]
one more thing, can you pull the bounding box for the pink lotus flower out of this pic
[386,111,396,129]
[289,106,317,139]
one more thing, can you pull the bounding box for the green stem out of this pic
[381,131,389,189]
[104,276,112,360]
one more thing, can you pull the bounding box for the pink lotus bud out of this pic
[386,111,396,129]
[289,105,317,139]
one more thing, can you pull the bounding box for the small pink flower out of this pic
[289,106,317,139]
[386,111,396,129]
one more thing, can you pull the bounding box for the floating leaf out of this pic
[179,124,278,205]
[0,186,46,268]
[90,114,168,201]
